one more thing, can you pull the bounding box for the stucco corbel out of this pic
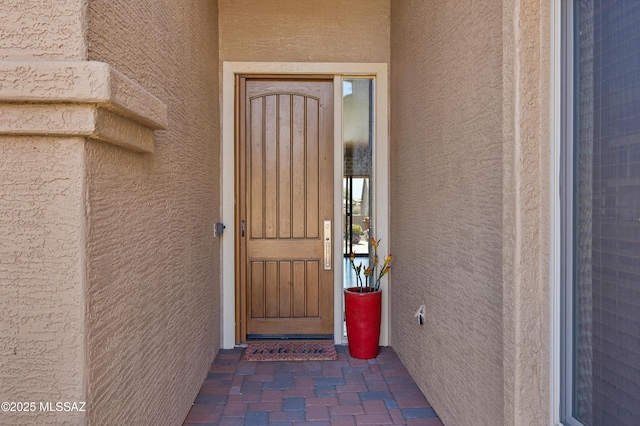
[0,61,167,153]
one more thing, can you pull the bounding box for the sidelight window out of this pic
[342,79,374,267]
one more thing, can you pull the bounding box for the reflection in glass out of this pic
[342,79,373,260]
[566,2,640,425]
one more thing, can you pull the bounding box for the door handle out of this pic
[241,220,245,237]
[323,220,331,270]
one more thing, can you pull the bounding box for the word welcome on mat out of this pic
[242,341,338,361]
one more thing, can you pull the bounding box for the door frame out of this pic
[221,62,389,349]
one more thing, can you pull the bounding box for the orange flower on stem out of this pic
[347,236,392,292]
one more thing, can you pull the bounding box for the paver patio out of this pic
[183,346,443,426]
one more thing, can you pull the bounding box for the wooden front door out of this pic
[237,77,334,340]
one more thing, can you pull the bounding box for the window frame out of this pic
[552,0,585,425]
[559,0,583,424]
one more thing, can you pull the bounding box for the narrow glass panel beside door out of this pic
[342,79,373,288]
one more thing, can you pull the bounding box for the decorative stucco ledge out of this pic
[0,61,168,153]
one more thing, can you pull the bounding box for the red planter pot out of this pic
[344,287,382,359]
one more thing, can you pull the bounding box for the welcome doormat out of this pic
[242,341,338,361]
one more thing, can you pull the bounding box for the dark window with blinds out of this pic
[562,1,640,425]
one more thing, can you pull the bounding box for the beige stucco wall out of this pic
[0,137,86,426]
[85,1,220,425]
[0,0,86,60]
[390,1,550,425]
[504,2,551,424]
[219,0,390,63]
[1,1,218,424]
[0,1,88,425]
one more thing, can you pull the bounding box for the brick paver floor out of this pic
[183,346,444,426]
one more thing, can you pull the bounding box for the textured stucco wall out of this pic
[1,1,88,425]
[503,2,551,424]
[0,137,86,426]
[390,1,550,425]
[0,0,87,59]
[219,0,390,63]
[86,1,220,425]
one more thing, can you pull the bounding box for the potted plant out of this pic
[350,224,363,244]
[344,237,392,359]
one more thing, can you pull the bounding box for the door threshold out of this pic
[246,334,334,341]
